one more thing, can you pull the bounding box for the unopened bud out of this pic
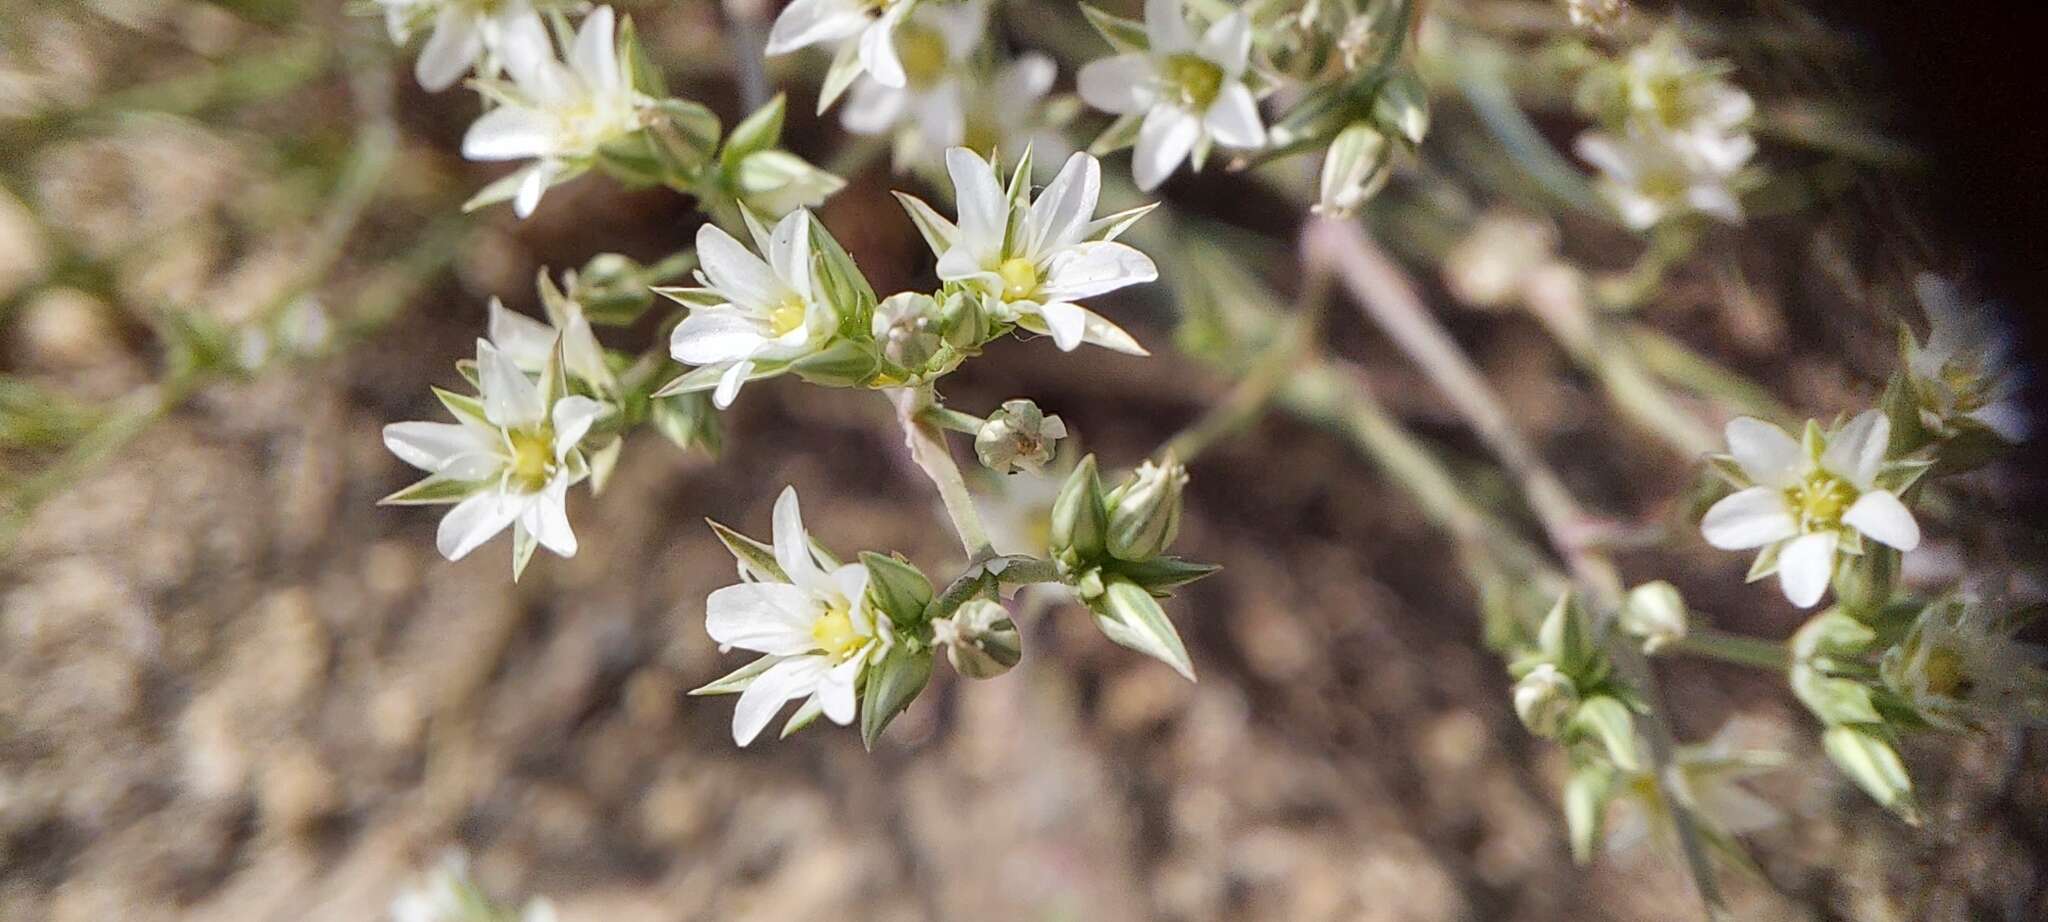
[1105,453,1188,561]
[1313,122,1391,218]
[572,253,654,325]
[976,399,1067,474]
[1050,455,1108,567]
[939,289,990,348]
[935,599,1022,679]
[1621,581,1687,654]
[1514,663,1579,738]
[1373,72,1430,145]
[735,149,846,218]
[872,292,943,370]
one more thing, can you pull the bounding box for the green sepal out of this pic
[433,387,490,428]
[816,40,864,114]
[1822,725,1920,823]
[618,14,667,97]
[511,525,538,582]
[1569,695,1640,771]
[707,518,786,583]
[1088,112,1144,156]
[650,391,722,454]
[1108,555,1220,596]
[1050,454,1108,567]
[1093,577,1196,681]
[721,93,786,175]
[781,697,824,739]
[1079,2,1148,52]
[861,551,935,630]
[689,655,777,696]
[1563,761,1614,864]
[379,475,485,506]
[860,643,934,750]
[789,339,880,388]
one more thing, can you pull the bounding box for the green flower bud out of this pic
[975,399,1067,474]
[935,599,1022,679]
[1514,663,1578,738]
[1372,71,1430,145]
[571,253,655,326]
[1050,454,1108,568]
[1621,581,1687,654]
[1822,725,1919,823]
[735,149,846,218]
[1313,122,1391,218]
[872,292,944,371]
[939,289,991,348]
[1105,453,1188,562]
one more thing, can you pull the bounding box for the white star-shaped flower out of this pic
[376,0,553,92]
[382,338,609,577]
[766,0,918,92]
[662,209,837,408]
[1076,0,1265,190]
[1575,129,1750,230]
[898,148,1156,353]
[1700,411,1921,608]
[701,487,892,746]
[461,6,648,217]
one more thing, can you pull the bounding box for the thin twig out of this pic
[890,385,995,563]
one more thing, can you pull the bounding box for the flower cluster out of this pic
[1573,29,1757,230]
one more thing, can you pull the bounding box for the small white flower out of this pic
[839,1,984,162]
[1907,273,2029,441]
[1077,0,1265,190]
[704,487,892,745]
[902,148,1156,353]
[1607,721,1785,856]
[1700,411,1922,608]
[487,276,615,396]
[382,338,609,575]
[766,0,918,90]
[1575,129,1749,230]
[1613,32,1757,174]
[462,6,648,218]
[377,0,554,92]
[1882,597,2048,731]
[665,209,837,408]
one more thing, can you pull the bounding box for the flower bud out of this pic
[1105,453,1188,561]
[935,599,1022,679]
[1514,663,1579,738]
[571,253,655,325]
[735,149,846,218]
[1373,72,1430,145]
[872,292,943,370]
[1621,580,1687,654]
[939,289,991,348]
[975,399,1067,474]
[1313,122,1391,218]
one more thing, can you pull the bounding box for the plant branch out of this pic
[890,385,995,563]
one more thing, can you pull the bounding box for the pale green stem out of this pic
[890,385,995,563]
[1668,627,1793,671]
[1160,264,1330,463]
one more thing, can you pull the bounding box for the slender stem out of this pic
[1160,261,1330,463]
[921,405,986,436]
[890,386,994,562]
[1668,627,1793,671]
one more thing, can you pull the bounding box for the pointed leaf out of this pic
[1095,577,1195,681]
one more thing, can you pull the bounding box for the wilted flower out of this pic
[462,7,649,218]
[1574,29,1755,231]
[381,339,608,578]
[697,487,892,745]
[1881,597,2048,731]
[934,598,1021,678]
[1701,412,1921,608]
[1077,0,1265,190]
[1514,663,1578,737]
[975,399,1066,474]
[1608,31,1755,173]
[375,0,552,92]
[1605,721,1784,857]
[766,0,918,92]
[871,291,944,369]
[1905,273,2029,441]
[900,148,1155,353]
[663,210,837,407]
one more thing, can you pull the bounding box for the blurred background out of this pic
[1,1,2043,920]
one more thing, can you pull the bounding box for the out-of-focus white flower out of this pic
[664,210,836,408]
[1700,411,1921,608]
[1077,0,1265,190]
[1575,129,1748,230]
[1907,273,2029,441]
[1607,721,1784,856]
[1613,32,1756,173]
[382,339,609,577]
[487,273,615,396]
[376,0,553,92]
[462,7,648,218]
[766,0,918,90]
[899,148,1155,353]
[701,487,892,745]
[390,851,553,922]
[1882,597,2048,731]
[839,1,983,161]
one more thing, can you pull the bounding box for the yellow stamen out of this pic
[506,426,555,492]
[1162,53,1225,110]
[1785,472,1857,530]
[811,602,865,661]
[997,257,1040,301]
[768,295,808,337]
[896,23,951,88]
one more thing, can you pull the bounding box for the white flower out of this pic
[1575,129,1749,230]
[902,148,1156,353]
[1613,32,1757,174]
[1700,411,1922,608]
[766,0,917,90]
[1076,0,1265,190]
[703,487,892,745]
[1607,721,1785,856]
[1881,597,2048,731]
[840,1,981,148]
[664,210,836,408]
[487,275,615,396]
[382,338,608,576]
[1907,273,2029,441]
[377,0,553,92]
[391,851,555,922]
[461,6,648,218]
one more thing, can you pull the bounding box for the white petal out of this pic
[1776,532,1838,608]
[1198,12,1252,77]
[1024,153,1101,256]
[462,105,552,161]
[772,486,828,593]
[549,396,607,460]
[416,10,483,92]
[384,422,499,479]
[1035,301,1089,351]
[1700,487,1799,550]
[490,9,552,81]
[477,339,545,428]
[768,210,814,301]
[817,655,864,725]
[512,163,553,219]
[1133,106,1200,191]
[766,0,870,54]
[1076,306,1149,356]
[1143,0,1194,52]
[696,223,787,311]
[1574,133,1634,181]
[840,78,909,134]
[945,147,1007,256]
[1202,82,1264,149]
[996,53,1057,103]
[568,5,618,93]
[1038,240,1158,302]
[935,245,996,286]
[488,298,557,370]
[1843,490,1920,551]
[828,564,871,628]
[1076,54,1153,115]
[436,491,522,561]
[1821,410,1890,490]
[731,656,828,745]
[525,476,577,556]
[712,359,756,408]
[671,310,771,366]
[1724,417,1802,489]
[858,9,907,88]
[705,583,821,655]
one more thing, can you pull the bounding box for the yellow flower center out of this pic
[1162,53,1225,110]
[996,257,1040,301]
[1786,472,1857,531]
[768,295,809,337]
[811,602,865,661]
[961,114,1002,158]
[896,23,951,88]
[506,426,555,492]
[1922,646,1968,699]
